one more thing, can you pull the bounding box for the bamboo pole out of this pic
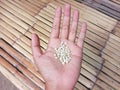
[0,25,17,42]
[2,0,37,22]
[92,85,104,90]
[0,57,40,90]
[75,82,88,90]
[101,66,120,82]
[0,61,29,90]
[102,53,120,68]
[104,60,120,75]
[27,0,45,8]
[1,49,45,89]
[0,13,27,34]
[7,0,34,16]
[0,2,34,26]
[0,20,33,61]
[0,7,30,30]
[62,0,117,23]
[15,0,40,11]
[111,0,120,4]
[0,19,23,38]
[95,79,115,90]
[0,40,44,82]
[0,31,15,45]
[98,72,120,90]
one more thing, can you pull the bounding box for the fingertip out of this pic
[56,6,62,12]
[64,4,71,16]
[82,22,87,27]
[73,10,79,21]
[32,33,40,46]
[81,22,87,33]
[65,4,71,8]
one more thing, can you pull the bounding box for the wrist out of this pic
[45,81,73,90]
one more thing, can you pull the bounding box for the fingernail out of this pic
[56,6,61,12]
[65,4,71,8]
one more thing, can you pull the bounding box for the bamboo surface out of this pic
[0,0,120,90]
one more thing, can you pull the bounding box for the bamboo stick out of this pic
[106,40,120,52]
[83,54,102,69]
[75,82,88,90]
[27,0,45,8]
[104,60,120,75]
[7,0,35,16]
[0,2,34,26]
[103,44,120,58]
[78,75,94,89]
[110,34,120,43]
[102,53,120,68]
[0,21,33,61]
[95,79,114,90]
[0,31,15,45]
[0,57,40,90]
[82,61,100,75]
[81,68,97,82]
[98,72,120,90]
[92,85,104,90]
[103,48,120,60]
[94,0,120,12]
[1,49,45,89]
[0,61,29,90]
[102,66,120,83]
[0,25,17,42]
[16,39,32,54]
[13,43,33,62]
[0,13,27,34]
[3,0,37,22]
[111,0,120,4]
[0,7,29,30]
[13,0,39,13]
[0,40,44,82]
[63,0,117,23]
[0,19,23,38]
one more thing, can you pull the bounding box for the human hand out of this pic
[32,4,87,90]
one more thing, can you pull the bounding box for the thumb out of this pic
[31,33,43,68]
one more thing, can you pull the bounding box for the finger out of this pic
[69,11,79,42]
[32,33,43,60]
[61,4,71,39]
[50,7,62,38]
[77,22,87,48]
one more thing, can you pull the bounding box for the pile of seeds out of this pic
[54,42,71,64]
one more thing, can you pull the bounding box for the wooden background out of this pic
[0,0,120,90]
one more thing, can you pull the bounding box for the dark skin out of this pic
[32,4,87,90]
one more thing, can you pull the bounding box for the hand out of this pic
[32,4,87,90]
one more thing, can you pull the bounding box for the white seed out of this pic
[54,42,71,65]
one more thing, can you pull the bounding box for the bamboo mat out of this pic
[0,0,120,90]
[76,0,120,20]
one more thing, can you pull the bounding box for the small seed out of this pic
[54,42,71,64]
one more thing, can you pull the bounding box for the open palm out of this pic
[32,4,87,90]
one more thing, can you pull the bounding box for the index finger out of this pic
[77,22,87,48]
[50,7,62,38]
